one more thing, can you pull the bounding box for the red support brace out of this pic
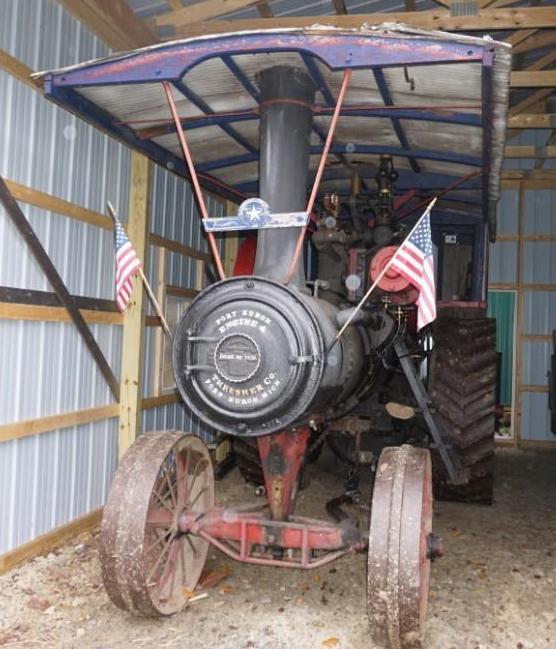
[257,428,310,520]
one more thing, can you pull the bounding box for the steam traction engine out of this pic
[36,25,509,649]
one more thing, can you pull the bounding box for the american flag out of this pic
[113,214,141,312]
[391,208,436,331]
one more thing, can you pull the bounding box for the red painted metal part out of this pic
[233,235,257,275]
[162,80,226,280]
[257,428,310,520]
[369,245,411,293]
[180,506,364,569]
[176,426,365,569]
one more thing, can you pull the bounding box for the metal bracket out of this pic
[203,197,308,233]
[394,340,469,486]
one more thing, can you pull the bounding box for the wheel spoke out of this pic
[163,455,178,509]
[177,448,190,508]
[184,533,198,557]
[152,487,174,514]
[144,529,167,557]
[187,484,208,511]
[158,540,180,599]
[147,533,174,584]
[186,458,208,500]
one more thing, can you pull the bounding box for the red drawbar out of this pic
[178,427,365,569]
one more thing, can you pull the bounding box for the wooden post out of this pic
[514,182,525,448]
[118,153,151,458]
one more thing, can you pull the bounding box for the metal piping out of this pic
[254,66,316,287]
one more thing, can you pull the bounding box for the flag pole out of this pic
[107,201,173,338]
[331,197,437,347]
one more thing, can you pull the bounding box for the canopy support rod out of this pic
[163,81,226,281]
[284,69,352,285]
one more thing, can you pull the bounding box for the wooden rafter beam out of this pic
[0,50,41,90]
[167,7,556,38]
[156,0,263,28]
[511,71,556,88]
[535,129,556,170]
[511,88,553,115]
[502,169,556,179]
[508,113,556,129]
[505,145,556,158]
[505,28,537,47]
[56,0,157,50]
[513,29,556,54]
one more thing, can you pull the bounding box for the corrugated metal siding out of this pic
[521,393,552,443]
[1,0,230,554]
[496,189,519,235]
[520,187,556,442]
[0,419,118,551]
[141,402,215,442]
[489,241,518,284]
[489,190,519,284]
[141,165,224,442]
[522,292,556,336]
[522,341,551,387]
[488,188,556,443]
[0,0,128,554]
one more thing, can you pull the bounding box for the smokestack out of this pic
[254,66,316,288]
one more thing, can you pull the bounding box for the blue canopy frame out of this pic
[38,28,500,225]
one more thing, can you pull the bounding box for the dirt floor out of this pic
[0,447,555,649]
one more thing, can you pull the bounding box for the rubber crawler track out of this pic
[429,317,497,504]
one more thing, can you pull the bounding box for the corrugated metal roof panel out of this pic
[36,26,511,207]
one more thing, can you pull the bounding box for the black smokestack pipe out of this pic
[254,66,316,288]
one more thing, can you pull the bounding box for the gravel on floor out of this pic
[0,447,554,649]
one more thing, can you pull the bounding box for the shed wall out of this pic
[0,0,222,555]
[489,182,556,444]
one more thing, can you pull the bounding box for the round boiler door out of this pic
[172,277,326,436]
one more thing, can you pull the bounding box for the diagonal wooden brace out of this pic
[0,176,120,400]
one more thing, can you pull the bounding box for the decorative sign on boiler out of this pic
[202,197,308,233]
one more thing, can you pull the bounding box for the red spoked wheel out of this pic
[99,431,214,616]
[367,445,434,649]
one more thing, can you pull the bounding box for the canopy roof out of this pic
[35,24,511,222]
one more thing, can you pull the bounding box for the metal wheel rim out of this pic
[99,431,214,616]
[367,445,433,649]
